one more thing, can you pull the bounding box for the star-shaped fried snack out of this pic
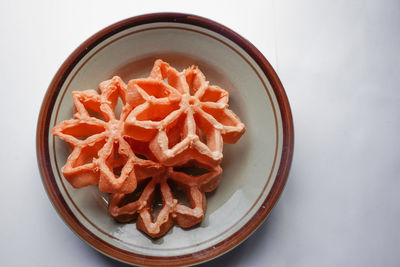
[52,60,246,239]
[109,162,222,238]
[124,60,246,167]
[52,77,163,193]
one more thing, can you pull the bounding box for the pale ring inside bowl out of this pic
[48,22,283,258]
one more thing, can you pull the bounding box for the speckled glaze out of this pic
[37,13,293,267]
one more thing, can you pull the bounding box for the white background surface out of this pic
[1,0,399,266]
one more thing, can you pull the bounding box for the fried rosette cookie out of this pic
[109,161,222,238]
[124,60,246,167]
[52,77,162,193]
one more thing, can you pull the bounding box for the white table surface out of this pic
[1,0,399,266]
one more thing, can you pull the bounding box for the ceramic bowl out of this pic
[37,13,293,266]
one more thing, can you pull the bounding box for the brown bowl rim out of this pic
[36,12,294,267]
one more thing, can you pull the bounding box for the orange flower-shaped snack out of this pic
[52,77,163,193]
[124,60,246,167]
[52,60,246,239]
[109,162,222,238]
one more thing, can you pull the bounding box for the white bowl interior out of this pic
[49,22,283,257]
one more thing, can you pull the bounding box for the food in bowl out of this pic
[52,59,245,238]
